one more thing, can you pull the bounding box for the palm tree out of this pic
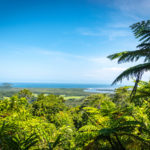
[107,20,150,99]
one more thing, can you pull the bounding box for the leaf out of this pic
[112,63,150,85]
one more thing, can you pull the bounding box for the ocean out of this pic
[10,83,117,89]
[0,83,121,93]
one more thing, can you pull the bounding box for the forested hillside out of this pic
[0,82,150,149]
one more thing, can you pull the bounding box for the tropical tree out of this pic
[77,101,150,150]
[108,20,150,98]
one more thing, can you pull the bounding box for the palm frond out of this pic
[52,134,61,149]
[137,43,150,49]
[112,62,150,85]
[107,51,127,61]
[8,133,38,150]
[22,133,38,150]
[118,133,150,146]
[130,20,150,43]
[108,49,150,64]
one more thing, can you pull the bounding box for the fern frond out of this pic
[107,51,127,61]
[112,62,150,85]
[118,133,150,146]
[108,49,150,64]
[130,20,150,42]
[79,125,99,132]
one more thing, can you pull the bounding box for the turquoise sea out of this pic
[0,83,120,93]
[9,83,117,89]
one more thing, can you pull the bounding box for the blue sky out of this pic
[0,0,150,84]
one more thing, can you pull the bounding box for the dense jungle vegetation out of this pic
[0,20,150,150]
[0,83,150,150]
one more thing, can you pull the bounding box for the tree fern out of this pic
[111,63,150,85]
[108,20,150,99]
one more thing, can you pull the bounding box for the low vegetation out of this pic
[0,88,93,99]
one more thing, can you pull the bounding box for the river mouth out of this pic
[84,88,115,93]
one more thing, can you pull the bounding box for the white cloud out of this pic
[83,66,127,83]
[108,22,131,29]
[29,48,149,83]
[77,27,131,40]
[105,67,126,71]
[89,0,150,20]
[1,45,149,84]
[113,0,150,16]
[37,49,63,56]
[89,57,111,63]
[142,71,150,81]
[35,48,85,60]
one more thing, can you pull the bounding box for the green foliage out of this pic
[32,94,66,120]
[18,89,33,100]
[112,86,131,105]
[0,88,92,99]
[108,20,150,87]
[0,85,150,149]
[0,122,38,150]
